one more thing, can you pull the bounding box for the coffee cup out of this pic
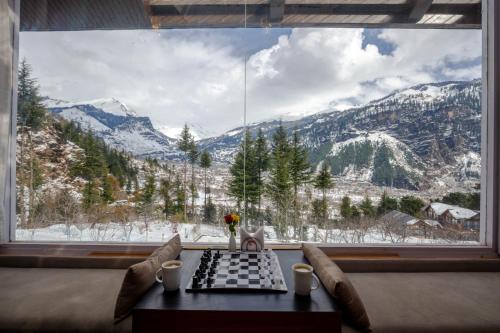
[292,263,319,296]
[155,260,183,291]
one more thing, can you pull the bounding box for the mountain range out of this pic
[44,79,482,191]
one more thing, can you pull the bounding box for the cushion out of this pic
[0,267,130,333]
[114,234,181,322]
[303,243,371,332]
[348,272,500,333]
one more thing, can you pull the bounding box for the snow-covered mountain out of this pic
[44,79,481,190]
[199,79,482,190]
[45,97,180,160]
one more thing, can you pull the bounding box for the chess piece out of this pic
[240,227,264,251]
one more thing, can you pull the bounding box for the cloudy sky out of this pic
[19,28,481,138]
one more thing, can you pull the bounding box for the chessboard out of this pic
[185,249,288,293]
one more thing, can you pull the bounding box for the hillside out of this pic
[44,79,481,191]
[45,97,180,160]
[199,79,481,190]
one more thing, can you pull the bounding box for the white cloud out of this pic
[19,28,481,137]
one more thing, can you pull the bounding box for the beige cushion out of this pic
[114,234,181,322]
[0,267,130,333]
[348,272,500,333]
[303,243,371,332]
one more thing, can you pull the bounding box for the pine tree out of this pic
[359,195,375,217]
[159,177,173,219]
[314,161,333,226]
[199,150,212,219]
[266,125,292,238]
[377,191,398,215]
[17,59,46,131]
[204,196,217,224]
[17,60,47,226]
[340,196,353,219]
[255,129,269,213]
[178,124,194,222]
[83,179,100,211]
[174,174,185,215]
[142,174,156,206]
[351,205,361,218]
[228,131,258,226]
[102,174,120,203]
[188,143,199,218]
[399,195,425,217]
[289,130,311,233]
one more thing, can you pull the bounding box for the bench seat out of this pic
[0,267,131,333]
[1,268,500,333]
[344,272,500,333]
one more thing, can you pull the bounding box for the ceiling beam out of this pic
[269,0,285,23]
[20,0,482,31]
[408,0,433,21]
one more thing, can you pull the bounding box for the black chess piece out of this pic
[192,276,200,288]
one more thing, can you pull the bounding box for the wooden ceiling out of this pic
[20,0,481,31]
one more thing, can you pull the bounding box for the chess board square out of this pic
[249,270,259,274]
[237,284,252,288]
[227,279,237,285]
[248,274,260,279]
[239,258,248,262]
[217,274,227,279]
[248,254,258,258]
[249,262,258,266]
[229,269,238,274]
[238,274,248,279]
[239,265,249,270]
[249,279,260,284]
[230,254,239,259]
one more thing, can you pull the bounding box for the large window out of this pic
[12,1,485,245]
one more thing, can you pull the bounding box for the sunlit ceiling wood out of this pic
[20,0,481,31]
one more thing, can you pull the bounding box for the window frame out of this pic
[1,0,499,257]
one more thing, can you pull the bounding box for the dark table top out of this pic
[134,249,340,313]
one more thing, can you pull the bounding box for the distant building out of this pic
[441,208,480,230]
[422,202,479,230]
[381,210,442,238]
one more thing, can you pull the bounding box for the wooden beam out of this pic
[408,0,433,21]
[269,0,285,23]
[19,0,482,31]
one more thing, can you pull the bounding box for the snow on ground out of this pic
[16,220,479,245]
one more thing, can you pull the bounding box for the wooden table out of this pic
[133,250,341,333]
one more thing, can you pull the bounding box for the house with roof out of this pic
[441,208,480,230]
[381,210,442,238]
[423,202,455,220]
[423,202,480,230]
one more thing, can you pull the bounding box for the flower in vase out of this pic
[224,213,240,235]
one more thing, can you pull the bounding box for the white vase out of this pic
[228,232,237,252]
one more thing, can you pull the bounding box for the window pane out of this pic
[244,28,482,245]
[16,2,482,244]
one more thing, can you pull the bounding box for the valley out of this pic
[15,73,482,244]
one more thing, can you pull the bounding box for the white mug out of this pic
[292,263,320,296]
[155,260,183,291]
